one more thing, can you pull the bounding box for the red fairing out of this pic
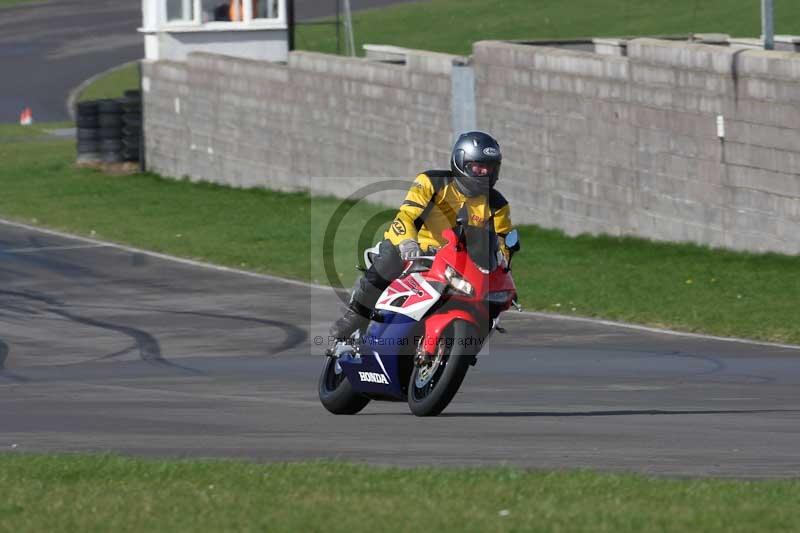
[420,309,479,354]
[416,227,517,355]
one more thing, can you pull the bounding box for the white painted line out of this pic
[516,311,800,351]
[2,244,107,254]
[0,216,798,351]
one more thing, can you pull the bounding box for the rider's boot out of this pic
[329,301,370,341]
[329,239,404,341]
[329,282,382,341]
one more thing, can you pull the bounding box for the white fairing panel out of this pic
[375,274,442,321]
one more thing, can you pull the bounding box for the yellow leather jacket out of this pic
[384,170,514,255]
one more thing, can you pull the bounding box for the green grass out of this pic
[0,122,73,143]
[1,126,799,343]
[0,130,309,280]
[0,0,45,7]
[296,0,800,55]
[1,454,799,533]
[77,62,139,102]
[0,123,58,139]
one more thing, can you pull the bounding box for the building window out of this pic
[166,0,195,22]
[198,0,280,22]
[201,0,232,21]
[254,0,279,19]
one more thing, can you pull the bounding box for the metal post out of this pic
[343,0,355,56]
[138,60,146,172]
[336,0,341,55]
[287,0,295,51]
[762,0,775,50]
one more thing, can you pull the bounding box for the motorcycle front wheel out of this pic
[318,355,371,415]
[408,320,478,417]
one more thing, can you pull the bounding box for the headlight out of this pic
[444,265,474,296]
[486,291,512,304]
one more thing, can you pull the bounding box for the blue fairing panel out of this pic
[339,313,418,399]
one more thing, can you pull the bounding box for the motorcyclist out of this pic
[330,131,514,340]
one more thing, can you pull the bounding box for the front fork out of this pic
[415,308,493,370]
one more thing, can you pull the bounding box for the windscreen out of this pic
[462,225,499,272]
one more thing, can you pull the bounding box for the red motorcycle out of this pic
[319,222,521,417]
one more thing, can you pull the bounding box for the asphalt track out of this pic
[0,0,423,122]
[1,221,799,478]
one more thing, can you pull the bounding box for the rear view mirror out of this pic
[504,229,520,271]
[505,229,520,255]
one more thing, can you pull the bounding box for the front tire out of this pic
[408,320,479,417]
[318,356,371,415]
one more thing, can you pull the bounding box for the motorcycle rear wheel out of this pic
[407,320,477,417]
[318,355,371,415]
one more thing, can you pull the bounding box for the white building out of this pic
[140,0,289,62]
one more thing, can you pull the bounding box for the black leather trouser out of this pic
[350,239,405,316]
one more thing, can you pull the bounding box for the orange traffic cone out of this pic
[19,107,33,125]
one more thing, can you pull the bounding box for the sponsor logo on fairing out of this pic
[358,371,389,385]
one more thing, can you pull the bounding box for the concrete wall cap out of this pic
[289,50,406,71]
[187,51,269,69]
[737,49,800,80]
[149,59,188,68]
[693,33,730,44]
[729,38,765,49]
[361,44,467,70]
[406,49,468,74]
[741,49,800,60]
[593,38,627,46]
[627,38,739,74]
[474,39,599,57]
[363,44,411,62]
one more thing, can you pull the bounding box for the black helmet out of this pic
[450,131,502,197]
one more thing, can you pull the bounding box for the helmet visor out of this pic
[465,162,497,178]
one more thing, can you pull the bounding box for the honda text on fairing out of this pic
[319,221,521,417]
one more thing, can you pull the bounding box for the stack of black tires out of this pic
[75,90,142,165]
[75,101,101,163]
[120,90,142,163]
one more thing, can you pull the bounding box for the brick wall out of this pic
[473,38,800,254]
[142,49,460,205]
[143,39,800,255]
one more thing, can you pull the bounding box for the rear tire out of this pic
[318,356,371,415]
[408,320,478,417]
